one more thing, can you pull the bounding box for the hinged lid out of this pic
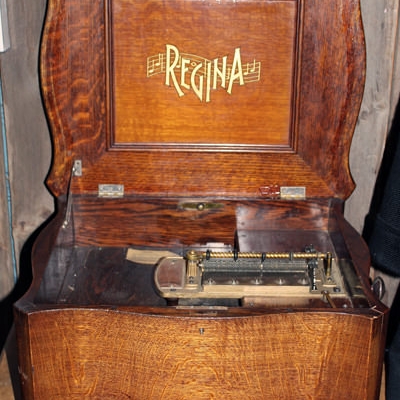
[41,0,365,200]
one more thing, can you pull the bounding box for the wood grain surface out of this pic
[14,195,387,398]
[70,198,330,247]
[15,308,384,399]
[13,0,388,399]
[40,0,365,200]
[111,0,297,146]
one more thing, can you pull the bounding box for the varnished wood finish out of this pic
[70,197,330,247]
[111,0,297,147]
[14,0,387,399]
[16,308,384,399]
[41,0,364,199]
[25,198,380,308]
[15,197,387,398]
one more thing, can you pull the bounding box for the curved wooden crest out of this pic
[40,0,365,199]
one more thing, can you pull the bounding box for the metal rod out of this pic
[201,251,329,260]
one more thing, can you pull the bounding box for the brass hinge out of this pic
[259,185,306,200]
[98,184,124,198]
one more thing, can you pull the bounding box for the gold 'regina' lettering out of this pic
[190,62,204,101]
[227,47,244,94]
[165,44,184,97]
[148,44,261,102]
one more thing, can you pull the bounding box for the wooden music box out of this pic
[14,0,388,398]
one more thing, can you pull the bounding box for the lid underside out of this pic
[41,0,365,199]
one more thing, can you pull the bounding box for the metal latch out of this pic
[179,201,224,211]
[98,184,124,198]
[63,159,82,228]
[72,160,82,177]
[259,185,306,200]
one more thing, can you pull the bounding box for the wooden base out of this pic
[14,307,385,399]
[14,198,387,399]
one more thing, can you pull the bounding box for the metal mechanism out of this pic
[154,245,346,304]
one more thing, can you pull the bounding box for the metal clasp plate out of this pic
[98,184,124,198]
[280,186,306,200]
[259,185,306,200]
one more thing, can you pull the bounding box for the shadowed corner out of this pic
[0,216,56,400]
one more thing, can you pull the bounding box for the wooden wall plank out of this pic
[0,0,53,299]
[0,99,13,298]
[346,0,400,233]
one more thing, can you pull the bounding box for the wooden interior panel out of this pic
[110,0,298,149]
